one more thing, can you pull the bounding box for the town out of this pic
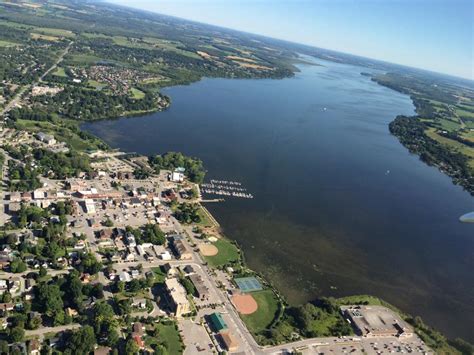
[0,125,435,354]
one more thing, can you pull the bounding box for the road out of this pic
[25,324,81,338]
[0,41,73,117]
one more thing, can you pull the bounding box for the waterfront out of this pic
[82,58,474,341]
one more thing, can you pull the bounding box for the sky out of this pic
[109,0,474,80]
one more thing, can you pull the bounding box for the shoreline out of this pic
[75,68,473,350]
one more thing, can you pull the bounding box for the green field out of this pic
[35,27,75,37]
[87,80,105,89]
[240,290,280,334]
[456,108,474,119]
[203,238,240,267]
[52,66,67,77]
[130,87,145,99]
[436,118,462,131]
[145,322,183,355]
[67,53,102,65]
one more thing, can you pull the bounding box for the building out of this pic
[132,298,147,309]
[208,312,227,332]
[132,322,144,336]
[189,274,209,300]
[170,171,184,183]
[8,192,21,202]
[36,132,56,145]
[126,233,137,247]
[119,271,131,283]
[84,199,96,214]
[0,280,7,295]
[165,278,191,318]
[341,305,414,338]
[172,239,192,260]
[218,331,238,352]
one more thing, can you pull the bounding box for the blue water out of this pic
[83,58,474,341]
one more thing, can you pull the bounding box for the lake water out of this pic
[82,58,474,341]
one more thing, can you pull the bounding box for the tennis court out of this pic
[234,277,262,292]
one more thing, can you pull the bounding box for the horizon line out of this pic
[102,0,473,82]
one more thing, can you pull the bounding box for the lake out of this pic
[82,58,474,341]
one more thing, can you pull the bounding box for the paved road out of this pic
[25,323,81,337]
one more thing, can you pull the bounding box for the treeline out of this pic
[31,85,163,121]
[149,151,206,183]
[389,116,474,195]
[4,144,91,182]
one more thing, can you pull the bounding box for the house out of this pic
[98,229,113,240]
[21,192,32,201]
[0,303,15,314]
[25,278,36,292]
[132,298,147,309]
[119,271,131,282]
[8,192,21,202]
[165,278,191,318]
[0,258,10,270]
[9,277,21,293]
[28,339,41,355]
[130,269,140,279]
[132,334,144,349]
[132,322,144,336]
[32,190,46,200]
[0,280,8,294]
[126,233,136,247]
[66,307,78,317]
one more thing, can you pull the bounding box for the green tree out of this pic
[10,258,27,273]
[125,337,139,355]
[9,327,25,343]
[65,325,96,354]
[0,340,8,355]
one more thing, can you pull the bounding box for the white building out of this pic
[170,171,184,183]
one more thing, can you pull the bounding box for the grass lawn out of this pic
[130,87,145,99]
[67,53,102,65]
[436,118,461,131]
[87,79,106,89]
[240,290,280,334]
[52,66,67,77]
[152,267,166,283]
[0,40,19,47]
[456,108,474,119]
[196,206,214,227]
[145,322,183,355]
[203,238,240,267]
